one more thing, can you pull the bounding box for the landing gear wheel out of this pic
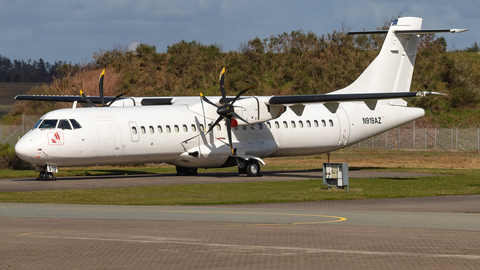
[236,158,247,175]
[246,160,262,177]
[37,172,45,181]
[45,172,56,181]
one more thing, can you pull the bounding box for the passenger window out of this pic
[158,125,163,133]
[39,119,57,129]
[322,120,326,127]
[149,126,154,134]
[191,124,196,132]
[242,125,247,130]
[266,122,271,129]
[258,123,263,129]
[174,125,179,133]
[250,125,254,130]
[306,120,311,128]
[329,119,334,127]
[166,125,171,133]
[132,126,138,135]
[217,124,221,131]
[299,120,304,128]
[291,121,296,128]
[314,120,319,127]
[57,119,72,130]
[70,119,82,129]
[183,125,188,132]
[283,121,288,129]
[141,126,146,134]
[275,121,280,129]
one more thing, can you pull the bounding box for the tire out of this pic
[246,160,261,177]
[46,172,55,181]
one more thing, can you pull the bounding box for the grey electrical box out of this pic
[323,163,349,191]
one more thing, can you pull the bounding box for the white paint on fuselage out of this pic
[15,99,424,168]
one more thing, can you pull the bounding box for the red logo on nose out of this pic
[48,132,64,145]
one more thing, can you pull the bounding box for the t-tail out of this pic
[332,17,468,106]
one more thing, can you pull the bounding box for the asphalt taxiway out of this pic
[1,171,479,269]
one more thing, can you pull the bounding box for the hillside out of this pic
[4,29,480,127]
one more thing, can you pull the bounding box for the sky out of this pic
[1,0,478,64]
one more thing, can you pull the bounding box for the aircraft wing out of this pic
[15,95,115,104]
[14,95,174,106]
[267,91,444,105]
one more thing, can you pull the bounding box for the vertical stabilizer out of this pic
[332,17,423,106]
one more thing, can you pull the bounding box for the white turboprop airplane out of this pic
[14,17,468,180]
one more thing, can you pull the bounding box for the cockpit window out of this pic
[33,119,43,129]
[38,119,58,129]
[69,119,82,129]
[57,119,72,130]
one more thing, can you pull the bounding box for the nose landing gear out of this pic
[36,165,57,181]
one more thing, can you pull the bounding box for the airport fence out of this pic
[0,115,41,146]
[347,121,480,152]
[1,115,480,152]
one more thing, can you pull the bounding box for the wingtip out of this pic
[450,29,469,33]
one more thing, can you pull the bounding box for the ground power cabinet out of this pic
[323,163,349,191]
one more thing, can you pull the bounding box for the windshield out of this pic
[38,119,58,129]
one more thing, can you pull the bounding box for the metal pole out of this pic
[451,128,453,150]
[434,127,437,148]
[385,131,388,149]
[425,127,427,150]
[413,121,415,149]
[456,128,458,150]
[398,127,400,149]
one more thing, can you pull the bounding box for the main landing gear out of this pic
[36,165,57,181]
[237,159,262,177]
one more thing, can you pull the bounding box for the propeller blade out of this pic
[80,90,97,107]
[229,86,254,107]
[205,116,223,135]
[219,67,226,105]
[107,90,131,106]
[200,93,219,108]
[225,116,234,155]
[231,112,249,125]
[99,69,106,106]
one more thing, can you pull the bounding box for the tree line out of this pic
[0,55,67,83]
[6,17,480,127]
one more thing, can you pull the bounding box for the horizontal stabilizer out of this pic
[267,91,444,105]
[348,29,469,35]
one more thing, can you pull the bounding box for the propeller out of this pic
[80,69,130,107]
[200,67,254,155]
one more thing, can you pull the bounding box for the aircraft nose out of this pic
[15,136,37,162]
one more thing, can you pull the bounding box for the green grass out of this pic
[0,168,478,205]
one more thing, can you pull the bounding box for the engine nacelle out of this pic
[233,96,287,125]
